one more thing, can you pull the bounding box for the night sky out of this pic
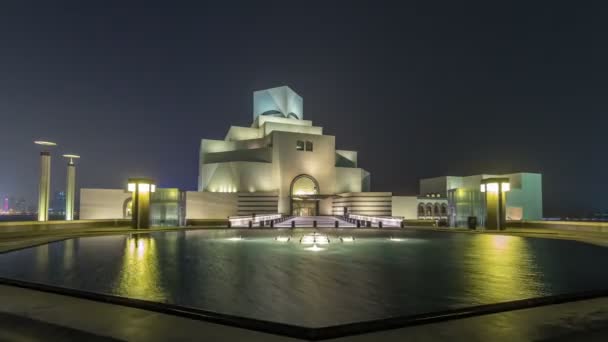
[1,1,606,217]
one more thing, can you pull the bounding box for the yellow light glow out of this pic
[128,183,136,192]
[501,182,510,192]
[138,183,150,192]
[486,183,499,192]
[118,236,164,300]
[467,235,542,303]
[305,244,324,252]
[300,233,330,245]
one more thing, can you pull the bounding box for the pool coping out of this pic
[0,276,606,340]
[2,224,606,255]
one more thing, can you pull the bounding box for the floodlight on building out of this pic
[127,178,156,229]
[62,154,80,221]
[34,140,57,221]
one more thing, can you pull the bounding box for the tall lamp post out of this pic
[34,140,57,222]
[480,178,511,230]
[127,178,156,229]
[62,154,80,221]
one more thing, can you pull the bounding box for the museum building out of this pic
[80,86,543,227]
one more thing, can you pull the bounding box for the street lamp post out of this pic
[480,178,511,230]
[127,178,156,229]
[62,154,80,221]
[34,140,57,222]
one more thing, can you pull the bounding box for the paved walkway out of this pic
[0,284,607,341]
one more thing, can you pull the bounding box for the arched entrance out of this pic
[290,174,319,216]
[123,198,133,219]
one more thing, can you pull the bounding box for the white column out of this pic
[65,160,76,220]
[37,151,51,221]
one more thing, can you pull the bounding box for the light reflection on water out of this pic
[115,235,166,302]
[1,230,608,327]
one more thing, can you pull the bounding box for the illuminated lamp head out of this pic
[480,178,510,193]
[34,140,57,153]
[62,154,80,164]
[127,178,156,193]
[34,140,57,147]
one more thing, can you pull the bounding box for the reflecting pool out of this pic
[0,229,607,327]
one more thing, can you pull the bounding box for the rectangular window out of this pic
[305,141,313,151]
[296,140,304,151]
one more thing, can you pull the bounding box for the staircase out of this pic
[275,216,355,228]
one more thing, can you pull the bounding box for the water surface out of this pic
[0,229,606,327]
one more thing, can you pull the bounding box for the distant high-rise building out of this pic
[8,197,16,213]
[14,198,26,213]
[2,197,8,213]
[51,191,66,215]
[27,204,37,214]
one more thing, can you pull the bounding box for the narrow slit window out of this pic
[305,141,313,151]
[296,140,304,151]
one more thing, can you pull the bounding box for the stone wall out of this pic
[0,219,130,234]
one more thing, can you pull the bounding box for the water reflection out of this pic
[115,234,166,301]
[466,234,544,303]
[35,243,49,276]
[1,230,607,327]
[62,239,76,271]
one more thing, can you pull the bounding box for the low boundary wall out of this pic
[0,219,131,234]
[508,220,608,233]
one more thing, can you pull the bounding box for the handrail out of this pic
[348,214,403,225]
[228,214,282,225]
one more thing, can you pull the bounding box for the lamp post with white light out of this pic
[62,154,80,221]
[480,177,510,230]
[34,140,57,222]
[127,178,156,229]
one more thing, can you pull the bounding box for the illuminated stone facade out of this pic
[198,85,371,216]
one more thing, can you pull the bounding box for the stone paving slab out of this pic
[0,284,608,341]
